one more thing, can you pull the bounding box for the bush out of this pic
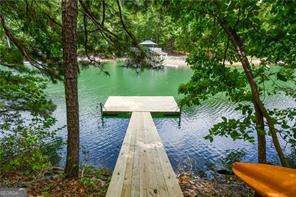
[0,69,63,174]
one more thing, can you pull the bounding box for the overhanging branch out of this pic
[0,14,61,79]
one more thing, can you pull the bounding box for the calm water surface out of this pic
[47,63,295,175]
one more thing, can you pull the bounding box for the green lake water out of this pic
[47,63,296,176]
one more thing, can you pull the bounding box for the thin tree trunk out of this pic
[254,102,266,163]
[218,19,288,167]
[62,0,80,178]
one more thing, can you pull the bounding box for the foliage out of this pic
[0,166,111,196]
[166,0,296,162]
[124,47,164,70]
[125,2,181,51]
[80,166,111,188]
[271,108,296,147]
[0,68,63,174]
[0,0,63,79]
[222,149,246,171]
[1,0,295,173]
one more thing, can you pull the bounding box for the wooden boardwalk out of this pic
[104,97,182,197]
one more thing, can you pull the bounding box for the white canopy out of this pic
[139,40,157,46]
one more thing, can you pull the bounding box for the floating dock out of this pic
[104,96,182,197]
[102,96,180,115]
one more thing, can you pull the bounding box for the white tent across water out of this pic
[139,40,157,47]
[139,40,167,59]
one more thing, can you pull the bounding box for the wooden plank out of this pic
[102,96,180,115]
[145,113,183,196]
[106,112,183,197]
[141,112,172,196]
[144,113,183,196]
[105,112,135,197]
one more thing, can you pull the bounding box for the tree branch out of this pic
[115,0,148,60]
[101,0,105,25]
[0,14,61,79]
[79,0,118,42]
[223,38,229,67]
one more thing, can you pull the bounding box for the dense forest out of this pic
[0,0,295,196]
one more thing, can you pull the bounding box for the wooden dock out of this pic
[102,96,180,115]
[104,96,182,197]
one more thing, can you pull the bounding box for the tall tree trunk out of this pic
[218,19,289,167]
[62,0,80,178]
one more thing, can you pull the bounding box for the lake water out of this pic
[47,63,295,175]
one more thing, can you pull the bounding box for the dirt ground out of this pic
[178,172,254,197]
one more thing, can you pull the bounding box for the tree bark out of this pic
[218,19,288,167]
[254,102,266,163]
[62,0,80,178]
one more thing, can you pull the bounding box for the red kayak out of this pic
[233,162,296,197]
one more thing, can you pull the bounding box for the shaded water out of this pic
[47,63,295,175]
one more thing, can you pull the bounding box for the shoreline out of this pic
[78,55,189,68]
[0,167,253,196]
[78,55,266,69]
[178,171,253,196]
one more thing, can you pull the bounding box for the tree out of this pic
[0,0,80,177]
[168,0,295,166]
[62,0,80,178]
[0,0,65,174]
[0,0,158,178]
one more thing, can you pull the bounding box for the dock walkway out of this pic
[104,96,182,197]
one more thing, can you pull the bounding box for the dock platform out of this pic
[104,96,182,197]
[102,96,180,115]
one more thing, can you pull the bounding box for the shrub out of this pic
[0,69,63,174]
